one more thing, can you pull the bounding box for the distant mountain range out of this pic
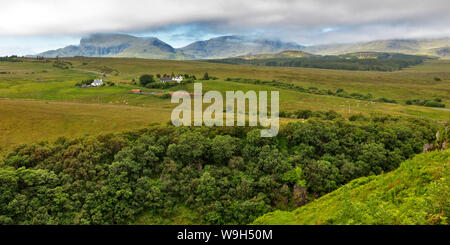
[36,33,450,59]
[37,33,304,60]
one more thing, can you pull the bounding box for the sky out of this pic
[0,0,449,56]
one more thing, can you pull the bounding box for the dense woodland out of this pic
[208,54,429,71]
[0,111,439,225]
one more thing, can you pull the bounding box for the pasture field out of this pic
[65,57,450,104]
[0,57,449,149]
[0,99,172,151]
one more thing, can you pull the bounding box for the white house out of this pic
[91,79,103,87]
[173,75,183,83]
[160,75,183,83]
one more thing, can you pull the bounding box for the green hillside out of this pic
[237,50,315,59]
[253,149,450,225]
[207,52,430,71]
[304,38,450,58]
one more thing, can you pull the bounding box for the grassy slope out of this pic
[1,58,448,108]
[253,149,450,225]
[0,99,172,151]
[67,57,449,103]
[237,50,315,59]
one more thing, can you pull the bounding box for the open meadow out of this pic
[0,57,449,150]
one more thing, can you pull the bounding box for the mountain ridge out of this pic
[37,33,304,60]
[36,33,450,60]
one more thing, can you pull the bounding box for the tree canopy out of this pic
[0,112,440,224]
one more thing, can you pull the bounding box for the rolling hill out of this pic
[236,50,315,59]
[304,38,450,58]
[207,51,430,71]
[253,149,450,225]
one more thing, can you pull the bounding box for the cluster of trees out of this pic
[75,78,95,87]
[138,72,214,88]
[0,113,438,224]
[209,54,428,71]
[406,98,445,108]
[279,110,341,120]
[138,73,198,89]
[200,72,217,80]
[155,73,197,80]
[53,60,72,69]
[139,74,155,86]
[226,77,397,104]
[0,56,22,62]
[75,79,114,87]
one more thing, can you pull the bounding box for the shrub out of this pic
[423,101,445,108]
[160,93,171,99]
[139,74,155,86]
[374,97,397,104]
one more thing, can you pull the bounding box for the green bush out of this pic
[139,74,155,86]
[424,101,445,108]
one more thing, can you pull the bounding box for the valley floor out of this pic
[0,57,449,150]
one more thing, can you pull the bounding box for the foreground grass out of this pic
[253,149,450,225]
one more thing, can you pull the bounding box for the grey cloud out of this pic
[0,0,449,45]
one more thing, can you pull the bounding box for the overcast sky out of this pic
[1,0,450,55]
